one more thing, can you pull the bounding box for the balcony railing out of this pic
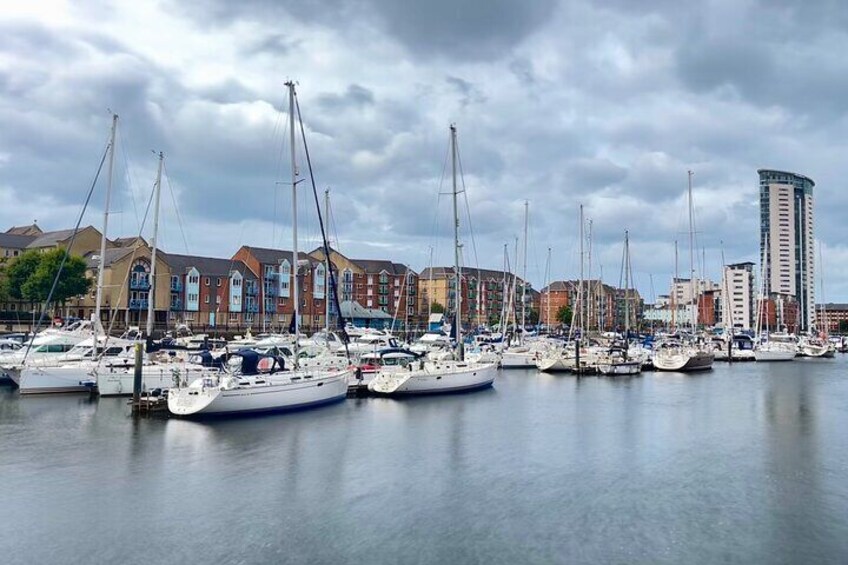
[245,284,258,296]
[265,285,279,297]
[129,299,149,310]
[246,303,259,313]
[170,299,182,311]
[170,280,183,292]
[130,279,151,291]
[264,271,279,281]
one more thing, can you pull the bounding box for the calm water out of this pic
[2,360,848,564]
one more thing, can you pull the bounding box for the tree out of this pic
[20,249,93,306]
[527,309,539,325]
[4,250,41,300]
[556,304,573,325]
[430,301,445,314]
[838,320,848,334]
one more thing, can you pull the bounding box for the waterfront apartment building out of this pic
[814,304,848,334]
[759,169,815,331]
[721,262,756,331]
[539,281,571,326]
[418,267,527,328]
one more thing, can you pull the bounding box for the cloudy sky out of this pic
[2,0,848,300]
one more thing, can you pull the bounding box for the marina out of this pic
[3,359,848,564]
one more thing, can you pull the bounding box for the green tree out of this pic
[527,309,539,325]
[556,304,573,325]
[838,320,848,334]
[21,248,92,306]
[430,301,445,314]
[4,250,41,300]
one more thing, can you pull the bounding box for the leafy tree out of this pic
[4,250,41,300]
[556,304,573,325]
[838,320,848,334]
[430,301,445,314]
[21,249,92,305]
[527,309,539,325]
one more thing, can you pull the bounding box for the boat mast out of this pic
[579,204,584,337]
[287,81,300,365]
[688,170,697,331]
[672,239,678,332]
[94,113,118,344]
[500,243,508,337]
[624,231,630,337]
[521,200,528,339]
[324,188,331,333]
[450,124,462,358]
[587,218,593,332]
[544,247,551,330]
[146,151,163,338]
[427,245,434,320]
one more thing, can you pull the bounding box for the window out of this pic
[204,277,210,286]
[216,296,221,305]
[367,299,373,307]
[204,295,210,304]
[217,278,222,287]
[229,313,238,321]
[280,260,291,298]
[367,275,374,284]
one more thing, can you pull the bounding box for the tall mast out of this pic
[544,247,551,329]
[672,239,678,331]
[624,231,630,335]
[94,113,118,335]
[450,124,462,356]
[587,218,593,332]
[688,170,697,330]
[427,246,434,319]
[578,204,584,335]
[521,200,528,337]
[146,151,163,337]
[797,203,805,333]
[500,243,508,336]
[287,81,300,364]
[324,188,331,332]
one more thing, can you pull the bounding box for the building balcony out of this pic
[130,279,151,291]
[244,284,258,296]
[170,280,183,292]
[129,299,149,310]
[246,303,259,313]
[265,285,279,297]
[264,271,279,281]
[170,299,183,311]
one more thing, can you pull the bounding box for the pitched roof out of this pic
[160,252,255,279]
[419,266,523,283]
[5,224,42,235]
[83,247,135,269]
[113,236,148,248]
[0,233,37,249]
[240,246,315,267]
[350,258,413,276]
[27,227,92,248]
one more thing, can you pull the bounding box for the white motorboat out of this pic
[168,351,350,416]
[1,331,93,387]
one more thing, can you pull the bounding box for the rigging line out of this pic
[272,113,290,249]
[429,138,452,268]
[162,161,190,254]
[101,173,157,357]
[454,138,481,274]
[23,135,111,363]
[116,124,143,234]
[294,87,350,356]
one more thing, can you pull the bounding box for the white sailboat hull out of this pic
[168,369,351,416]
[368,362,496,395]
[754,350,796,362]
[597,361,642,376]
[652,350,714,372]
[95,364,218,396]
[500,350,537,369]
[535,355,573,372]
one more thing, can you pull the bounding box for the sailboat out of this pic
[168,81,351,416]
[597,231,641,376]
[653,171,714,372]
[753,242,796,362]
[368,125,497,395]
[501,201,540,369]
